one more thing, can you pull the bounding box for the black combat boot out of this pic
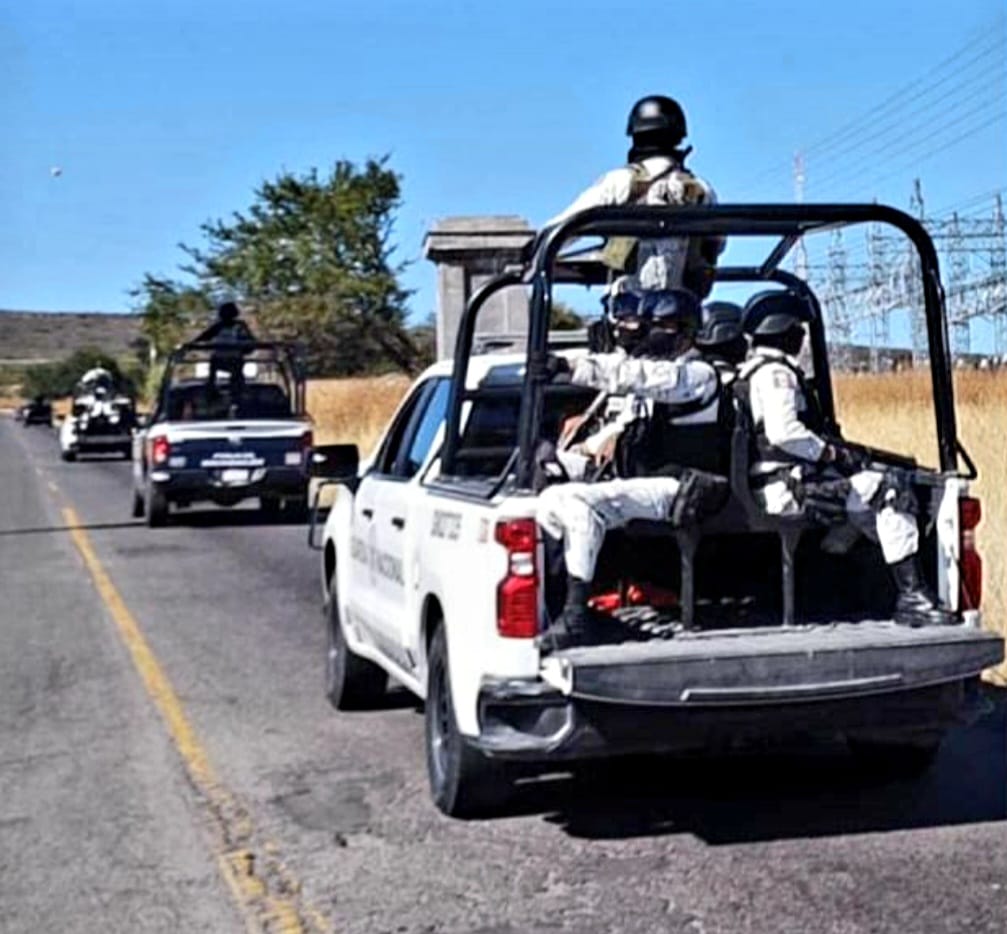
[890,555,956,627]
[669,469,730,526]
[547,578,594,651]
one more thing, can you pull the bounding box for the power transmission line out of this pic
[741,23,1006,191]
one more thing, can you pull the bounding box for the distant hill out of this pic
[0,310,145,364]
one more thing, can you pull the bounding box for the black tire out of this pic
[131,488,145,519]
[260,497,282,520]
[847,731,943,778]
[425,625,511,818]
[146,483,169,528]
[61,449,76,462]
[324,574,386,710]
[283,496,310,523]
[120,445,132,460]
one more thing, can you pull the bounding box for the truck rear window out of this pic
[166,383,292,421]
[455,386,597,477]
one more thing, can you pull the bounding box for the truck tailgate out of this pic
[545,622,1004,706]
[167,420,307,468]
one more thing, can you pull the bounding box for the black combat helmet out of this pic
[626,95,687,143]
[217,301,240,323]
[636,288,701,358]
[641,288,701,334]
[696,301,744,347]
[743,290,811,337]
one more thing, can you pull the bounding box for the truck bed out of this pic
[547,622,1003,706]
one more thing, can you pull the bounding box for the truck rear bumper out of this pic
[474,678,989,760]
[151,467,307,502]
[75,434,131,450]
[473,623,1003,761]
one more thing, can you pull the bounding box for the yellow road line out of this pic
[61,506,332,934]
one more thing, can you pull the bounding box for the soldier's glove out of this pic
[544,354,572,381]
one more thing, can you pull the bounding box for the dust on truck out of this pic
[312,203,1003,818]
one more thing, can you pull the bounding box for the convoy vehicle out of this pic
[20,396,53,427]
[132,340,312,526]
[311,203,1003,817]
[58,368,135,460]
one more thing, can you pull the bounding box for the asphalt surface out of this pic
[2,414,1006,934]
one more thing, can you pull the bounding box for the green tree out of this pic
[551,301,584,331]
[180,159,418,376]
[130,274,213,361]
[22,348,138,399]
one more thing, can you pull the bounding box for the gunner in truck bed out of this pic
[537,288,728,650]
[739,289,954,627]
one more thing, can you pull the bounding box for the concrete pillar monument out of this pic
[423,216,534,360]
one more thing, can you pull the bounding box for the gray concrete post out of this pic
[423,216,534,360]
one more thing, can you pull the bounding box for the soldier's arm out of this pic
[573,354,717,405]
[545,169,634,227]
[751,363,827,462]
[193,321,222,343]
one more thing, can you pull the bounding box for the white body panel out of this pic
[319,353,982,743]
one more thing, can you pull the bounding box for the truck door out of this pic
[347,378,450,670]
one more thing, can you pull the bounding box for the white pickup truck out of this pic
[311,203,1003,818]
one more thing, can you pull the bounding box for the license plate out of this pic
[220,468,250,484]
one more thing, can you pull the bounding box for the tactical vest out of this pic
[615,383,728,479]
[735,355,826,467]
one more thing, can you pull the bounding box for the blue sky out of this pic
[2,0,1004,347]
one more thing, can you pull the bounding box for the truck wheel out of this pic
[146,485,169,528]
[261,497,282,521]
[425,626,510,818]
[324,576,386,710]
[847,730,943,778]
[283,496,310,523]
[131,488,145,519]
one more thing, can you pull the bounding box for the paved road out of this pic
[2,414,1006,934]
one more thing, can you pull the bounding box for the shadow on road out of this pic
[0,520,144,537]
[167,510,308,529]
[495,686,1006,844]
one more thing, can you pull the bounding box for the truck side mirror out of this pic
[309,444,359,480]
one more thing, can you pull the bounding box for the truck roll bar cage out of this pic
[441,203,959,489]
[155,339,308,421]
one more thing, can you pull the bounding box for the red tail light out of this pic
[301,429,314,452]
[960,496,982,611]
[151,435,170,465]
[495,518,539,638]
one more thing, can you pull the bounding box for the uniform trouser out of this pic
[537,477,682,582]
[756,468,919,564]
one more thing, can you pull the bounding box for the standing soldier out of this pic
[194,301,256,392]
[738,290,955,627]
[548,95,723,298]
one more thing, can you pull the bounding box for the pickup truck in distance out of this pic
[311,203,1003,818]
[133,341,312,526]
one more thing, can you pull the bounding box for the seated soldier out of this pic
[537,289,727,650]
[554,282,648,481]
[738,290,954,627]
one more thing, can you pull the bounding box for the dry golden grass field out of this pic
[308,370,1006,682]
